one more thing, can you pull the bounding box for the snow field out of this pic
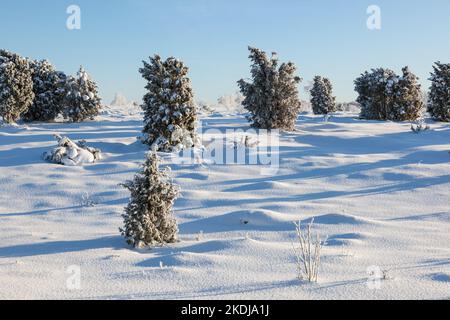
[0,108,449,299]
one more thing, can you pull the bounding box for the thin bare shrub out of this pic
[292,219,326,283]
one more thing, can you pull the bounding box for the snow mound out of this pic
[302,213,373,225]
[326,232,367,246]
[43,134,101,166]
[180,209,293,234]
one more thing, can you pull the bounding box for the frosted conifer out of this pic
[62,66,102,122]
[121,152,179,247]
[310,76,336,115]
[355,67,423,121]
[355,68,396,120]
[0,50,34,124]
[428,62,450,122]
[139,55,198,152]
[110,92,128,107]
[391,67,424,121]
[22,60,67,122]
[238,47,302,131]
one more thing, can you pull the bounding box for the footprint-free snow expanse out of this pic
[1,106,449,300]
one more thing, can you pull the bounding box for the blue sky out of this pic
[1,0,449,104]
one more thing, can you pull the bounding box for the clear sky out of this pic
[1,0,449,104]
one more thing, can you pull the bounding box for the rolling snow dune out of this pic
[0,108,449,300]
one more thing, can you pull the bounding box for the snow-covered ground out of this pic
[0,106,449,300]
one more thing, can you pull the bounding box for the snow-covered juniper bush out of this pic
[43,134,101,166]
[310,76,337,115]
[62,66,102,123]
[0,50,34,124]
[22,59,67,122]
[238,47,302,131]
[121,152,179,247]
[428,62,450,122]
[139,55,198,152]
[355,67,424,121]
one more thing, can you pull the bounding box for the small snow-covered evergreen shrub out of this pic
[292,220,325,283]
[0,50,34,124]
[238,47,302,131]
[139,55,198,152]
[43,134,101,166]
[310,76,336,115]
[428,62,450,122]
[410,118,430,134]
[22,59,67,122]
[62,66,102,122]
[355,67,424,121]
[121,152,179,247]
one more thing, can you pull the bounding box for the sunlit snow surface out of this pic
[0,105,449,299]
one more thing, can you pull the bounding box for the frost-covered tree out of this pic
[310,76,336,115]
[110,92,128,107]
[238,47,302,131]
[428,62,450,122]
[355,67,423,121]
[217,91,245,114]
[139,55,198,152]
[0,50,34,124]
[355,68,397,120]
[391,67,424,121]
[22,60,67,122]
[120,152,179,247]
[62,66,102,122]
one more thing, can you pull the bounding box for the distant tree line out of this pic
[0,50,102,124]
